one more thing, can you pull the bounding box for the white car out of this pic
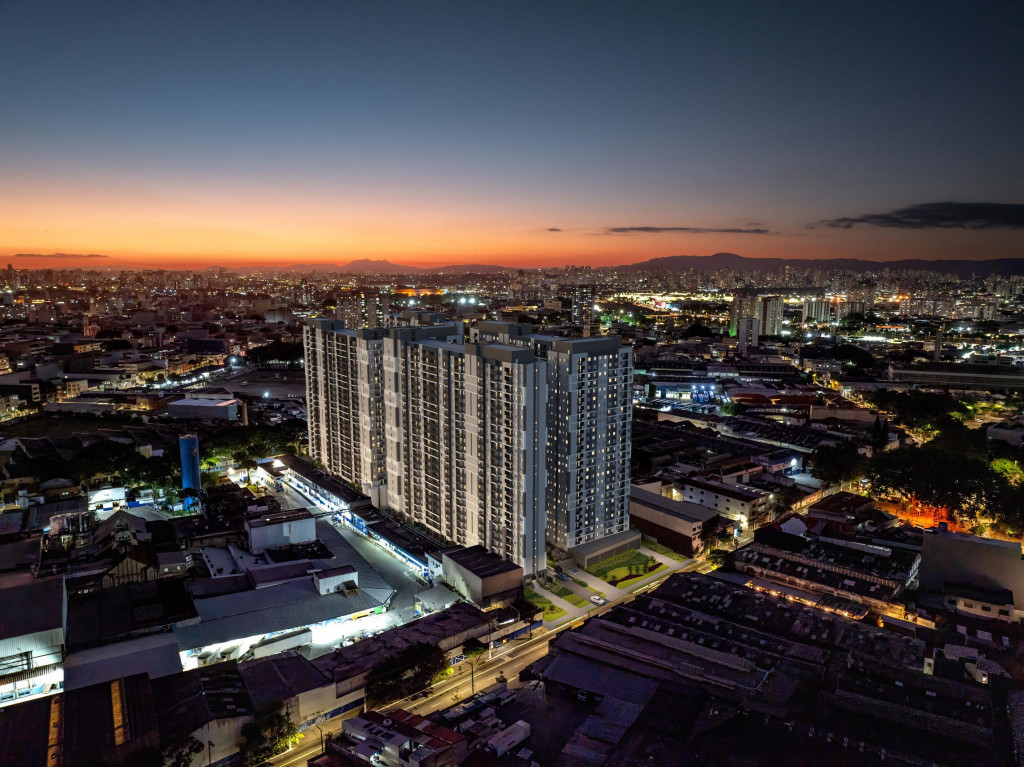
[590,595,607,606]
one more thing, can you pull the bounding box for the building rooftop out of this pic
[444,544,522,578]
[312,601,488,683]
[629,485,719,523]
[244,507,314,529]
[238,653,330,714]
[0,578,64,639]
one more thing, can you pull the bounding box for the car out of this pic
[590,595,607,605]
[556,572,569,581]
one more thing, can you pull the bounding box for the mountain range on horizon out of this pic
[11,253,1024,277]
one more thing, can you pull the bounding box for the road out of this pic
[270,557,714,766]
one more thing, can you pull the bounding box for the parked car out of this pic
[590,595,607,605]
[556,572,569,581]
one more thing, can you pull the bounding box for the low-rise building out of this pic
[440,545,523,608]
[920,526,1024,622]
[0,579,65,708]
[628,484,718,556]
[166,396,242,421]
[678,476,772,531]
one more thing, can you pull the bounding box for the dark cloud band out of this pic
[604,226,772,235]
[815,202,1024,230]
[13,253,109,259]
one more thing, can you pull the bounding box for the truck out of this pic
[484,721,531,757]
[251,628,313,659]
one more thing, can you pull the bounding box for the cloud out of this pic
[603,226,773,235]
[545,227,562,232]
[13,252,109,259]
[813,202,1024,230]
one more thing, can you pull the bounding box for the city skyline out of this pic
[2,1,1023,269]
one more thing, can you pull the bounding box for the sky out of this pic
[1,1,1022,270]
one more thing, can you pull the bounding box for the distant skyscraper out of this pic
[758,296,783,337]
[572,284,595,337]
[729,294,759,336]
[179,434,201,511]
[736,316,760,356]
[803,299,832,324]
[336,288,391,329]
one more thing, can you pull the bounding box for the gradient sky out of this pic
[1,1,1022,269]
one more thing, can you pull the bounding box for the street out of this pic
[269,556,715,765]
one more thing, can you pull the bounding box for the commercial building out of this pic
[888,360,1024,391]
[735,522,921,616]
[537,573,1002,763]
[244,508,317,554]
[179,433,200,504]
[175,521,397,670]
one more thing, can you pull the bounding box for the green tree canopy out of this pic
[462,637,487,658]
[364,642,449,708]
[239,708,302,767]
[808,442,867,486]
[829,343,874,369]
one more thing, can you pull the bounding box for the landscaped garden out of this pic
[539,581,588,608]
[525,587,568,620]
[586,550,664,586]
[641,536,688,562]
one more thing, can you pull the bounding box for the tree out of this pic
[239,457,258,484]
[462,638,487,658]
[992,458,1024,485]
[808,442,867,487]
[239,708,302,767]
[178,487,202,515]
[867,445,1005,523]
[163,734,203,767]
[364,642,450,708]
[830,343,874,369]
[706,549,733,570]
[719,401,743,416]
[682,323,713,338]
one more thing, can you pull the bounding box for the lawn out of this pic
[540,582,588,608]
[586,549,659,583]
[641,537,688,562]
[526,587,568,620]
[613,563,668,589]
